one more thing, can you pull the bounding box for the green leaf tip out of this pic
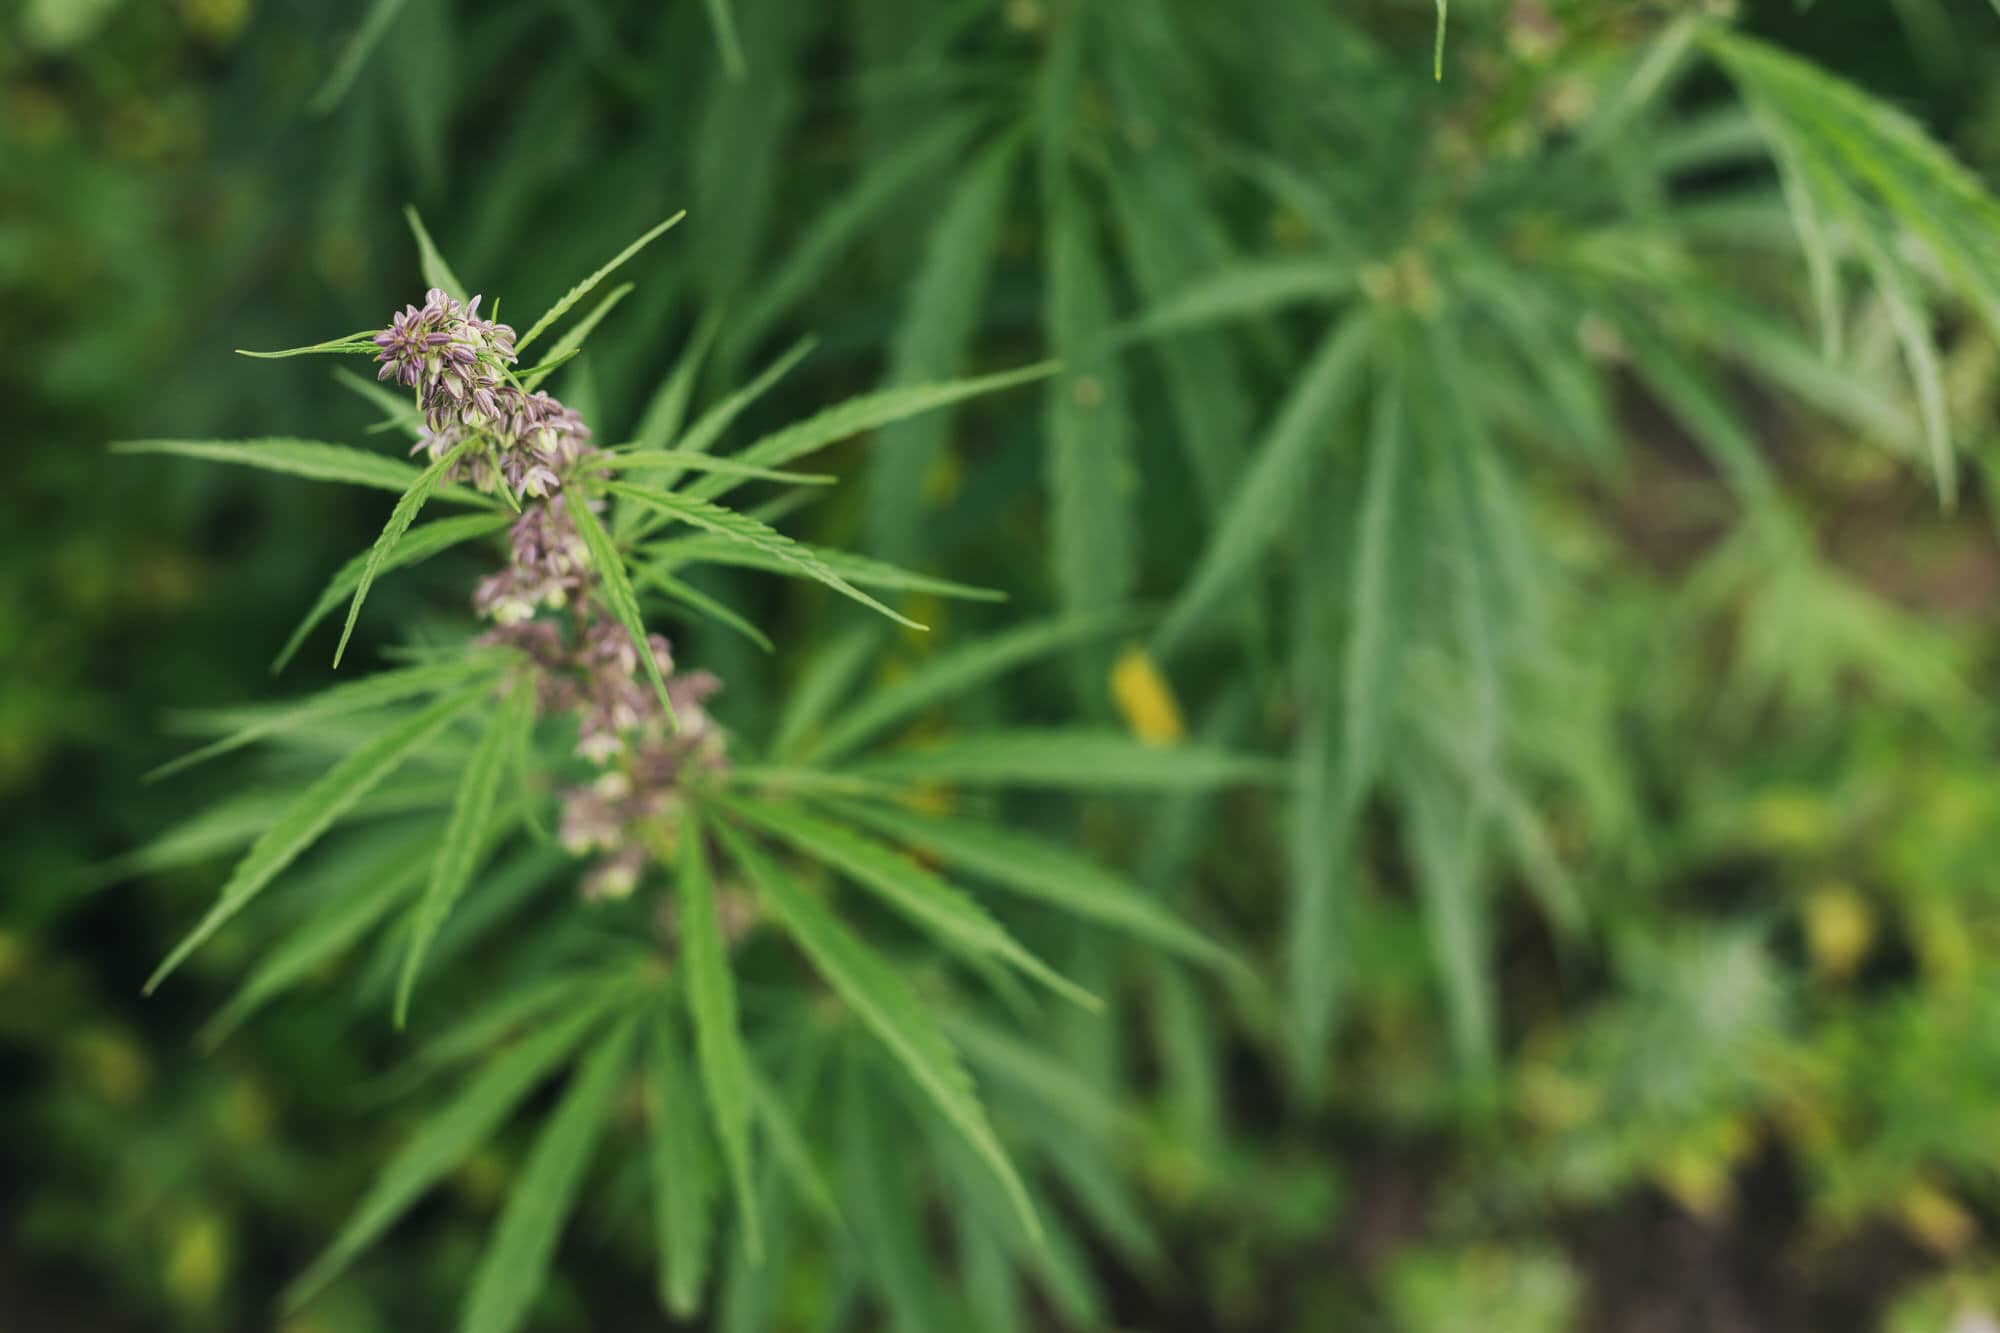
[517,211,688,354]
[143,682,488,995]
[403,205,469,304]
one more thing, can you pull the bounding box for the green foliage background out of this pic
[10,1,2000,1330]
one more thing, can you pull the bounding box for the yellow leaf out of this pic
[1746,789,1826,850]
[1803,883,1874,981]
[165,1213,229,1313]
[1654,1147,1732,1219]
[1110,645,1186,747]
[1514,1066,1602,1132]
[74,1030,148,1105]
[1901,1182,1977,1256]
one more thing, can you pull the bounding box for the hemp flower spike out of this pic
[373,287,594,503]
[367,284,733,905]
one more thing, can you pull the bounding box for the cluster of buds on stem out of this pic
[372,289,727,901]
[373,288,591,499]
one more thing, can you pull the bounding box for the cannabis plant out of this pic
[70,0,2000,1326]
[119,217,1265,1331]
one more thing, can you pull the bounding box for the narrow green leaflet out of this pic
[461,1017,641,1333]
[637,567,773,653]
[727,112,983,361]
[1340,358,1422,813]
[684,364,1057,506]
[595,449,831,486]
[630,311,721,454]
[1112,259,1353,346]
[1099,135,1254,513]
[1799,156,1955,504]
[375,972,607,1098]
[649,1000,718,1318]
[333,366,424,439]
[943,1016,1129,1142]
[1754,101,1844,360]
[516,212,686,353]
[961,1206,1024,1333]
[274,513,512,673]
[848,730,1286,790]
[91,780,457,886]
[677,337,818,460]
[645,536,1002,604]
[111,439,485,501]
[828,800,1229,969]
[1420,323,1505,772]
[769,626,879,761]
[703,0,746,79]
[722,796,1098,1011]
[334,437,480,668]
[145,682,489,994]
[236,333,379,359]
[405,206,469,303]
[1615,314,1779,511]
[285,991,620,1310]
[148,655,498,781]
[565,486,679,727]
[620,335,818,532]
[200,825,431,1044]
[523,282,632,391]
[610,483,924,631]
[868,133,1020,562]
[1399,765,1495,1077]
[805,617,1118,763]
[395,683,533,1027]
[713,823,1042,1242]
[841,1065,947,1333]
[679,815,763,1260]
[1043,195,1135,701]
[748,1066,840,1229]
[1434,0,1447,79]
[312,0,412,111]
[1154,313,1375,655]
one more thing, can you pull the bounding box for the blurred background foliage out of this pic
[10,0,2000,1330]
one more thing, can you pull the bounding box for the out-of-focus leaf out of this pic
[723,796,1097,1010]
[405,206,469,304]
[714,823,1042,1242]
[567,487,680,726]
[396,683,531,1026]
[649,999,718,1318]
[112,439,487,503]
[274,513,512,673]
[334,437,480,667]
[517,212,687,354]
[313,0,412,112]
[686,365,1056,506]
[867,133,1021,561]
[805,617,1117,763]
[703,0,747,79]
[850,730,1286,790]
[145,683,488,993]
[611,483,923,630]
[680,815,763,1259]
[1155,312,1376,655]
[523,282,633,391]
[461,1017,641,1333]
[830,801,1230,969]
[286,991,622,1309]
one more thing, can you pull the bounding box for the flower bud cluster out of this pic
[371,288,731,903]
[372,288,592,500]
